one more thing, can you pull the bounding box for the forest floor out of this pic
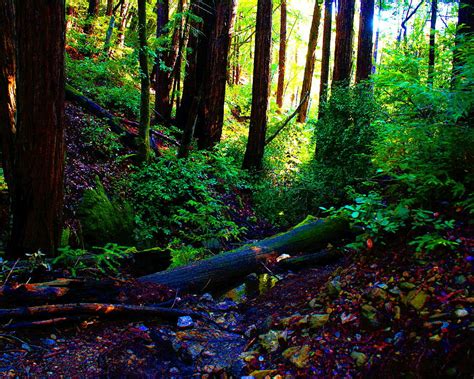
[0,103,472,377]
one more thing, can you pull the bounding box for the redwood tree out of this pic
[0,0,66,257]
[243,0,272,170]
[355,0,375,83]
[138,0,151,162]
[177,0,235,150]
[427,0,437,86]
[276,0,287,109]
[332,0,355,85]
[84,0,101,34]
[154,0,171,122]
[453,0,474,83]
[297,0,321,123]
[318,0,333,119]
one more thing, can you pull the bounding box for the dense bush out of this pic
[125,149,247,266]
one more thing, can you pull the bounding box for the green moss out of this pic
[78,177,134,246]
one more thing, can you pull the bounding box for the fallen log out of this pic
[139,217,351,292]
[0,303,194,321]
[277,249,342,271]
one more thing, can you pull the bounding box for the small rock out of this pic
[454,308,468,318]
[200,293,214,302]
[370,287,388,300]
[429,334,442,342]
[361,304,379,327]
[42,339,56,346]
[308,314,330,329]
[282,345,311,368]
[406,290,429,311]
[259,330,281,353]
[400,282,416,290]
[350,351,367,367]
[249,370,278,379]
[327,279,342,298]
[177,316,194,329]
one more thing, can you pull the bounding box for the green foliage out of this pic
[54,243,136,277]
[0,168,6,191]
[66,53,140,118]
[125,149,246,264]
[81,116,123,156]
[78,177,134,246]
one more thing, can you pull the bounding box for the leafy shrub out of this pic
[81,116,123,156]
[54,244,136,277]
[125,150,246,264]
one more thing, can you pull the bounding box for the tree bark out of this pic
[297,0,322,123]
[0,0,16,199]
[117,1,130,47]
[140,217,350,291]
[0,0,66,257]
[355,0,375,83]
[194,0,235,149]
[452,0,474,85]
[138,0,151,163]
[318,0,333,120]
[427,0,437,86]
[276,0,287,109]
[242,0,272,171]
[106,0,114,16]
[84,0,101,34]
[154,0,171,123]
[332,0,355,85]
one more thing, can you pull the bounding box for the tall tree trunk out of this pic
[194,0,235,149]
[176,0,200,130]
[154,0,171,123]
[106,0,114,16]
[117,1,130,47]
[84,0,101,34]
[452,0,474,85]
[103,0,123,56]
[276,0,287,109]
[242,0,272,170]
[332,0,355,85]
[0,0,16,201]
[297,0,321,123]
[427,0,437,86]
[137,0,151,162]
[318,0,333,120]
[170,0,188,113]
[0,0,65,257]
[177,0,234,149]
[372,0,382,74]
[355,0,375,83]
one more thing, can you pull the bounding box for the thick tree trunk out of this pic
[242,0,272,171]
[276,0,287,109]
[176,0,202,130]
[138,0,151,162]
[318,0,333,120]
[154,0,171,123]
[194,0,235,149]
[452,0,474,85]
[332,0,355,85]
[0,0,66,257]
[355,0,374,83]
[84,0,101,34]
[427,0,437,86]
[140,217,350,291]
[0,0,16,198]
[297,0,321,123]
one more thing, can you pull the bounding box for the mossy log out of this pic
[139,217,350,292]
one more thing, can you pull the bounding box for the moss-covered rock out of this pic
[78,177,134,246]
